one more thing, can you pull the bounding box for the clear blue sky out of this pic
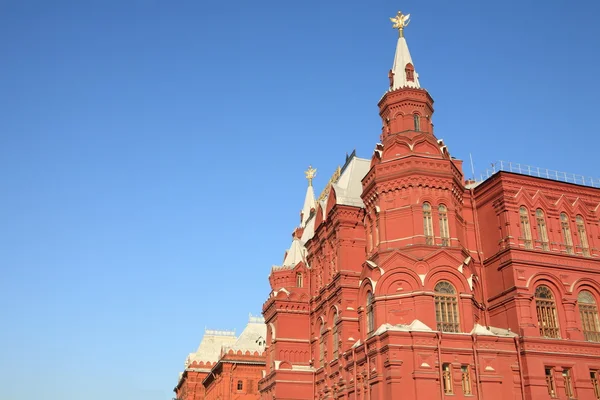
[1,1,599,399]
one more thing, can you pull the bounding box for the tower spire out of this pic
[388,11,420,90]
[300,166,317,226]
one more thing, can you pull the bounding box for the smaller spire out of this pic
[301,166,317,227]
[389,11,420,90]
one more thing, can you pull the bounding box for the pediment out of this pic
[423,248,467,269]
[376,250,418,270]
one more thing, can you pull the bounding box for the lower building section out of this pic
[259,321,600,400]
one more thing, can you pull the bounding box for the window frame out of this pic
[536,208,550,251]
[439,204,450,246]
[332,312,340,359]
[413,113,420,131]
[461,365,472,395]
[546,367,557,398]
[296,272,303,288]
[237,380,244,391]
[366,291,375,333]
[535,285,561,339]
[576,215,590,256]
[423,202,434,245]
[578,290,600,342]
[562,367,575,399]
[519,206,533,249]
[560,212,574,254]
[434,281,460,333]
[442,363,453,394]
[319,319,326,367]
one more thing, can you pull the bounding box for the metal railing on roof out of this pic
[481,160,600,188]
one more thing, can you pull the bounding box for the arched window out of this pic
[366,291,375,333]
[536,209,549,251]
[319,319,326,366]
[434,281,460,332]
[519,206,533,249]
[439,205,450,246]
[413,114,420,131]
[332,312,340,358]
[296,272,303,288]
[560,213,574,254]
[535,285,560,338]
[576,215,590,256]
[237,380,243,391]
[423,203,433,245]
[578,290,600,342]
[405,63,415,82]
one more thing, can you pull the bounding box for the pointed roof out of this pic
[223,314,267,353]
[331,156,370,207]
[300,214,316,245]
[282,237,305,268]
[185,328,237,366]
[301,166,317,227]
[390,12,420,90]
[301,184,316,227]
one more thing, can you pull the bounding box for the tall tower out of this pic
[360,11,482,330]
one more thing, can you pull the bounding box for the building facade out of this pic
[258,12,600,400]
[175,315,266,400]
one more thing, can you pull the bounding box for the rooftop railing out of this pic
[481,160,600,189]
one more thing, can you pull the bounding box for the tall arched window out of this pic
[423,203,433,245]
[434,281,460,332]
[519,206,533,249]
[319,319,326,366]
[366,291,374,333]
[535,285,560,338]
[332,312,340,358]
[296,272,303,288]
[536,209,549,251]
[439,204,450,246]
[560,213,574,254]
[576,215,590,256]
[578,290,600,342]
[413,114,420,131]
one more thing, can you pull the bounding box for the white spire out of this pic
[301,166,317,226]
[389,11,420,90]
[301,185,316,226]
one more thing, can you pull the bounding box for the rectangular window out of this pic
[563,368,574,398]
[461,365,472,395]
[591,370,600,400]
[442,363,453,394]
[546,368,557,398]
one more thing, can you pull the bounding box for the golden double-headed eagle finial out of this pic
[305,165,317,187]
[390,11,411,37]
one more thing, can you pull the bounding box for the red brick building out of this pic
[258,12,600,400]
[175,316,266,400]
